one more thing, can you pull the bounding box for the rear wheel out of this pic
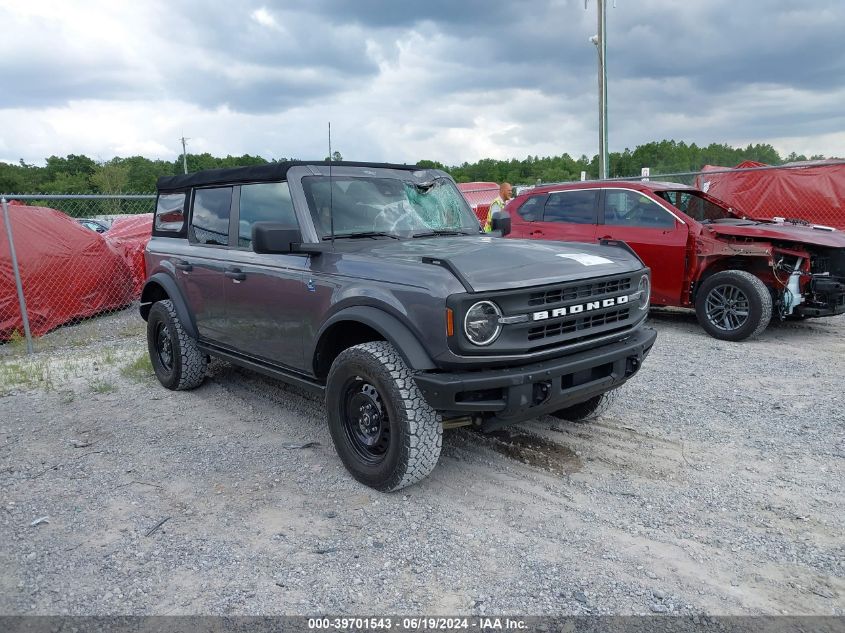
[551,392,613,422]
[695,270,772,341]
[326,341,442,492]
[147,300,207,390]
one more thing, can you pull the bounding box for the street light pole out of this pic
[596,0,609,179]
[181,136,189,174]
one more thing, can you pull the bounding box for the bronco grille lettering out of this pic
[531,294,629,321]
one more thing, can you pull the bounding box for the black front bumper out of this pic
[414,327,657,429]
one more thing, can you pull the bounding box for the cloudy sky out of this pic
[1,0,843,165]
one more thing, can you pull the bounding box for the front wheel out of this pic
[146,299,207,390]
[694,270,772,341]
[325,341,442,492]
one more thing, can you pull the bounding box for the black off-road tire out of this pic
[695,270,772,342]
[326,341,442,492]
[551,392,614,422]
[147,300,207,390]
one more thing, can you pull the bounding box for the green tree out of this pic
[91,159,131,213]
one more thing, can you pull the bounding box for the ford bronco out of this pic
[141,162,656,491]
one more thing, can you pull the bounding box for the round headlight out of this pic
[464,301,502,346]
[638,275,650,310]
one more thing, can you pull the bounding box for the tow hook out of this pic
[532,381,552,406]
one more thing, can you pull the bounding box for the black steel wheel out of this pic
[341,379,391,464]
[695,270,772,341]
[326,341,442,491]
[154,322,174,373]
[146,300,207,390]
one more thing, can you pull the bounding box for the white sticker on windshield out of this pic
[556,253,613,266]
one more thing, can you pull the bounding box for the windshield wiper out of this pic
[321,231,401,240]
[412,230,473,238]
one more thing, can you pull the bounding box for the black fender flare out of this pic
[139,273,198,339]
[312,306,436,372]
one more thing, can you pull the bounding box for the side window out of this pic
[191,187,233,246]
[516,195,544,221]
[605,190,675,228]
[238,182,298,248]
[544,190,597,224]
[154,192,186,233]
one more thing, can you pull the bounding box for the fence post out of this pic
[1,197,34,354]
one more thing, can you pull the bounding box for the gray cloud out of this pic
[0,0,843,163]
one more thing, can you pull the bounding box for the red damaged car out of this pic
[500,180,845,341]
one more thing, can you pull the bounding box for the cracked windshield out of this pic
[303,175,481,239]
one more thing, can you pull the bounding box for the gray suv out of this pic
[141,161,656,491]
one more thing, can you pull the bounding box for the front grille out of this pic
[527,308,631,341]
[447,270,644,357]
[528,277,632,306]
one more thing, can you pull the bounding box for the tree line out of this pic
[0,140,830,194]
[422,141,827,184]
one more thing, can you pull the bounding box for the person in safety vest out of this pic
[483,182,513,232]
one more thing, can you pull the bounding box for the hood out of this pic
[360,236,644,292]
[706,220,845,249]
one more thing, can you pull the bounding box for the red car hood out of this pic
[707,221,845,248]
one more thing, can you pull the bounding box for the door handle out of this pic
[225,267,246,282]
[598,235,612,240]
[530,230,544,237]
[174,260,192,272]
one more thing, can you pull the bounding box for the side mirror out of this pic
[252,222,302,254]
[490,208,511,237]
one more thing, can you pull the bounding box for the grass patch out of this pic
[89,378,117,394]
[121,353,153,382]
[117,320,146,339]
[0,357,53,395]
[99,348,119,366]
[8,329,27,353]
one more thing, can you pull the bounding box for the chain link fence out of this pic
[1,194,155,353]
[458,184,500,224]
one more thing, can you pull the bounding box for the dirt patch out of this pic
[474,428,582,474]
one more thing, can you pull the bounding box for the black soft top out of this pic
[157,160,420,192]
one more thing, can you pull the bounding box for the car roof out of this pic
[157,160,421,192]
[521,180,698,195]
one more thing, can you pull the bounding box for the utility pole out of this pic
[180,136,189,174]
[588,0,609,179]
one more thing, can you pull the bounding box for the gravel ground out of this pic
[0,309,843,616]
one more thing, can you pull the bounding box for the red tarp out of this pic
[104,213,152,296]
[458,182,500,224]
[696,161,845,229]
[1,203,136,340]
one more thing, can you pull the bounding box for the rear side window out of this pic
[191,187,233,246]
[238,182,298,248]
[516,195,544,221]
[605,190,675,228]
[544,190,597,224]
[154,193,186,233]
